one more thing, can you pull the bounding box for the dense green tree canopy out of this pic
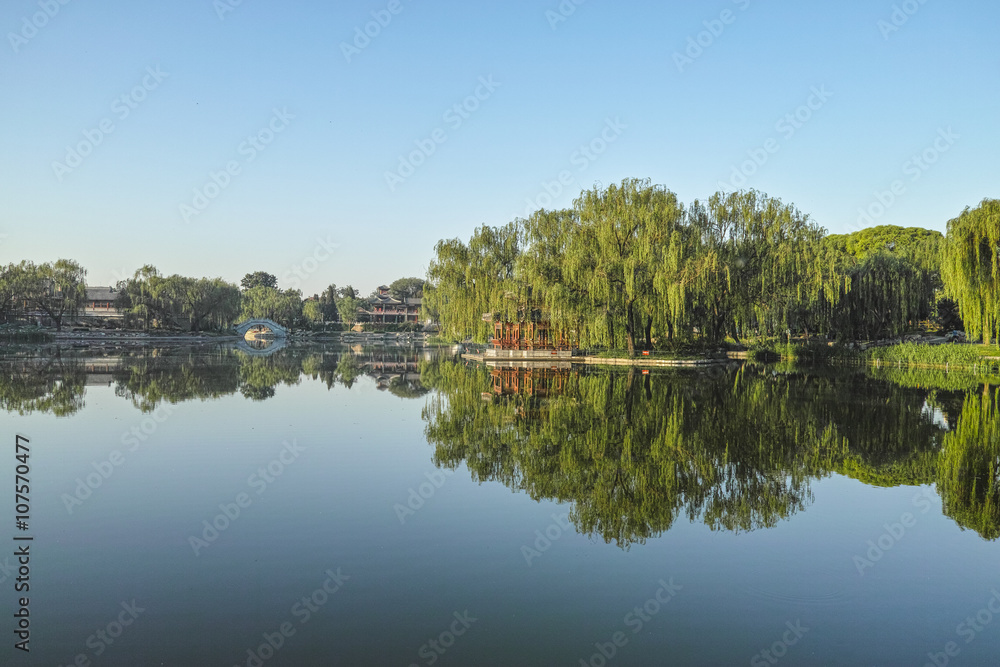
[425,180,983,348]
[428,182,834,347]
[239,286,303,328]
[424,222,521,342]
[824,225,944,270]
[419,359,973,546]
[6,259,88,331]
[318,285,340,322]
[388,277,426,300]
[939,387,1000,539]
[303,299,324,324]
[115,268,241,331]
[240,271,278,291]
[943,199,1000,344]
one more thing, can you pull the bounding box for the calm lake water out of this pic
[1,343,998,666]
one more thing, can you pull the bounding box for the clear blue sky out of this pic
[1,0,997,295]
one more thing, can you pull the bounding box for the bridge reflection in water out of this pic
[235,337,288,356]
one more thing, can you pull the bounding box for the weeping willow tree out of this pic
[571,178,688,352]
[423,222,522,343]
[516,208,596,344]
[818,226,944,340]
[824,225,944,270]
[685,190,826,341]
[943,199,1000,345]
[831,253,938,340]
[425,180,959,349]
[517,180,693,351]
[939,387,1000,540]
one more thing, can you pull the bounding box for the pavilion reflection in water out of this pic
[487,365,573,398]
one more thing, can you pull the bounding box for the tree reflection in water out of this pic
[421,360,1000,546]
[1,345,996,542]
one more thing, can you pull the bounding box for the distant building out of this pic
[21,285,124,326]
[361,286,422,324]
[81,286,124,321]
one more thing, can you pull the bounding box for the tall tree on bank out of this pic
[425,180,972,349]
[170,277,242,331]
[832,253,936,340]
[319,285,340,322]
[820,227,943,340]
[943,199,1000,345]
[15,259,87,331]
[425,222,521,342]
[0,264,19,322]
[115,265,164,330]
[687,190,826,342]
[333,285,362,325]
[389,277,425,300]
[518,208,592,343]
[240,271,278,291]
[572,178,688,352]
[240,286,303,328]
[116,269,241,331]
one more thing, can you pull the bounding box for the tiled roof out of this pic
[86,286,117,301]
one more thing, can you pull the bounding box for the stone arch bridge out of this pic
[234,318,288,338]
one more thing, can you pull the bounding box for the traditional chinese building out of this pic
[81,287,124,321]
[360,286,422,324]
[483,305,576,359]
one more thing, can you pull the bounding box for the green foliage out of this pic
[0,345,433,414]
[238,355,301,401]
[239,286,303,328]
[824,225,944,270]
[836,453,937,487]
[4,259,88,331]
[318,285,339,321]
[832,253,937,340]
[426,182,973,352]
[425,222,521,343]
[939,388,1000,539]
[942,199,1000,345]
[882,369,1000,395]
[428,182,840,350]
[0,354,87,415]
[113,348,242,411]
[420,360,952,546]
[115,267,241,331]
[240,271,278,291]
[934,295,964,333]
[336,295,364,325]
[688,190,828,343]
[861,342,984,367]
[569,178,687,352]
[172,276,242,331]
[303,300,324,324]
[388,277,425,300]
[387,375,430,399]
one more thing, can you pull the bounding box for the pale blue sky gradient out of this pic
[1,0,997,295]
